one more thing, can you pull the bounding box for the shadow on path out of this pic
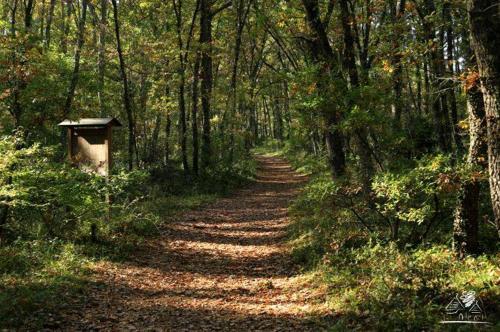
[60,156,327,331]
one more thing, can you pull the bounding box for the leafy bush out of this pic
[275,145,500,330]
[322,243,499,330]
[0,136,156,241]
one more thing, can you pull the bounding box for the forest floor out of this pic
[57,155,330,331]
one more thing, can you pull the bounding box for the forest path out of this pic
[65,155,327,331]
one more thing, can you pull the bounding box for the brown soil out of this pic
[61,156,328,331]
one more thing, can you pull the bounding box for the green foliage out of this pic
[322,243,499,330]
[373,155,455,227]
[272,145,500,330]
[0,240,90,328]
[0,133,257,329]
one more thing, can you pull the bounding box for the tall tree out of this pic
[227,0,252,162]
[192,53,201,175]
[416,0,453,152]
[339,0,373,195]
[199,0,232,170]
[62,0,88,118]
[97,0,107,116]
[111,0,136,171]
[173,0,200,174]
[443,1,462,152]
[454,52,486,257]
[301,0,347,177]
[390,0,406,125]
[468,0,500,237]
[44,0,56,48]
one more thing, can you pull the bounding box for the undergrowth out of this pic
[257,140,500,331]
[0,141,256,328]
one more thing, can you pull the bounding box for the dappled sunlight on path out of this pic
[62,156,328,331]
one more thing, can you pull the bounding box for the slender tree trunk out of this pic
[40,0,46,38]
[8,0,22,128]
[416,63,423,113]
[424,60,431,114]
[98,0,107,116]
[200,0,213,170]
[150,114,162,164]
[420,0,453,152]
[173,0,190,174]
[61,0,73,54]
[44,0,56,48]
[390,0,406,125]
[339,0,373,190]
[165,112,172,165]
[178,73,190,173]
[192,53,201,176]
[62,0,88,118]
[111,0,135,171]
[468,0,500,237]
[228,0,251,162]
[443,1,462,152]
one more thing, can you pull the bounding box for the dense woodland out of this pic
[0,0,499,329]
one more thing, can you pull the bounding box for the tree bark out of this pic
[454,46,487,257]
[443,1,462,152]
[468,0,500,237]
[228,0,251,162]
[390,0,406,125]
[199,0,213,170]
[173,0,190,174]
[60,0,73,54]
[418,0,453,152]
[44,0,56,48]
[98,0,107,116]
[111,0,136,171]
[339,0,373,191]
[24,0,35,29]
[62,0,88,118]
[301,0,347,177]
[150,114,162,164]
[165,112,172,165]
[192,53,201,176]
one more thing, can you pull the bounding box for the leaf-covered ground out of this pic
[57,156,329,331]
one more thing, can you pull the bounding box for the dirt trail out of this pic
[64,156,326,331]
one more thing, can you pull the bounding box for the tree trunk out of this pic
[98,0,107,116]
[228,0,251,162]
[339,0,373,190]
[200,0,213,170]
[111,0,135,171]
[150,114,162,164]
[302,0,347,177]
[192,53,201,176]
[173,0,190,174]
[44,0,56,48]
[390,0,406,125]
[443,1,462,152]
[454,49,487,257]
[419,0,453,152]
[24,0,35,29]
[60,0,73,54]
[40,0,46,38]
[468,0,500,237]
[165,112,172,165]
[62,0,88,118]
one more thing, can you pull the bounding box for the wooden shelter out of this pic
[58,118,122,176]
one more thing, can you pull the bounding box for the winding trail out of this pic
[65,156,327,331]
